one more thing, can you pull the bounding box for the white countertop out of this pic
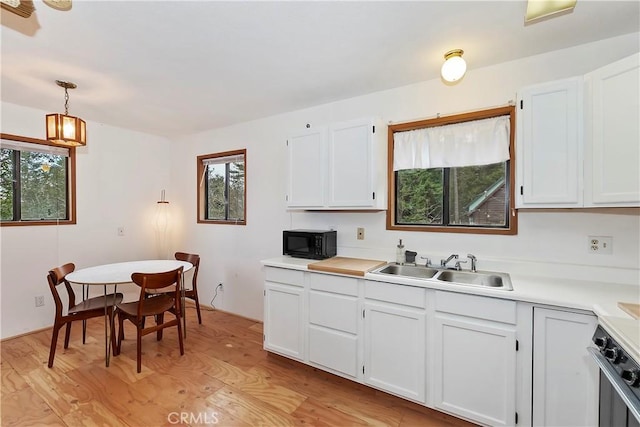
[262,256,640,359]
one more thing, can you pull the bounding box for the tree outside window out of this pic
[197,149,246,225]
[388,106,517,235]
[1,134,75,226]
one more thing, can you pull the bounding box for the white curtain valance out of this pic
[393,115,510,171]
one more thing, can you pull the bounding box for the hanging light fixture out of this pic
[46,80,86,147]
[440,49,467,83]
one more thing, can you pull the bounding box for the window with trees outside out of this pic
[197,149,246,225]
[387,106,517,235]
[1,134,76,226]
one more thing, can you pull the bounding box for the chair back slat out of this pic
[47,263,76,316]
[131,267,183,318]
[175,252,200,288]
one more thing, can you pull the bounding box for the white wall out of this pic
[1,34,638,338]
[0,103,174,338]
[170,34,640,322]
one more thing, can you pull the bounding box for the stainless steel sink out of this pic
[436,270,513,290]
[374,264,439,279]
[370,263,513,291]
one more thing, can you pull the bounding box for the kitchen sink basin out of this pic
[436,270,513,290]
[370,263,513,291]
[374,264,439,279]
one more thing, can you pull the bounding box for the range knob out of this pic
[604,347,620,363]
[622,369,640,387]
[594,336,609,350]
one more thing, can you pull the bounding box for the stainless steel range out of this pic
[590,325,640,427]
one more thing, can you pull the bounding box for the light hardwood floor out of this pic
[1,305,476,427]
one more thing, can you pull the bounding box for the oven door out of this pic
[589,348,640,427]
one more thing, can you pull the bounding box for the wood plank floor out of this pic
[1,305,476,427]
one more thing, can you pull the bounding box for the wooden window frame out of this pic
[386,106,517,235]
[0,133,77,227]
[197,149,247,225]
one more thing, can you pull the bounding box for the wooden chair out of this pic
[47,263,123,368]
[175,252,202,324]
[116,267,184,373]
[144,252,202,324]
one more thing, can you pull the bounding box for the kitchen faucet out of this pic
[467,254,477,272]
[440,254,459,269]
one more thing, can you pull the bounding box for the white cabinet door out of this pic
[363,301,426,403]
[516,77,583,207]
[433,314,517,426]
[532,307,598,427]
[585,53,640,206]
[264,282,305,360]
[308,290,359,379]
[286,127,326,207]
[328,118,375,207]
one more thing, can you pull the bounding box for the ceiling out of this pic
[1,1,639,139]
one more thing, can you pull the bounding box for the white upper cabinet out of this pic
[584,53,640,206]
[287,118,386,210]
[516,53,640,208]
[516,77,583,207]
[286,127,327,208]
[328,119,375,207]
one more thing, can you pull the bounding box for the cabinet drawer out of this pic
[265,267,304,287]
[364,281,426,309]
[309,291,358,333]
[309,325,358,378]
[434,291,516,324]
[309,273,358,296]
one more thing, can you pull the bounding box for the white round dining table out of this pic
[65,260,193,366]
[66,260,193,285]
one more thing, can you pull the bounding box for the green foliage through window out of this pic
[1,137,71,224]
[198,149,246,224]
[388,106,517,234]
[395,163,508,227]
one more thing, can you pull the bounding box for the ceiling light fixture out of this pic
[441,49,467,83]
[46,80,86,147]
[525,0,577,23]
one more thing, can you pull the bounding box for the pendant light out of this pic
[46,80,86,147]
[440,49,467,83]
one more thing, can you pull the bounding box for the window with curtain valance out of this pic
[387,106,517,235]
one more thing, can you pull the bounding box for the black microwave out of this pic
[283,229,337,260]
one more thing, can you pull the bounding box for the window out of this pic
[0,133,76,226]
[387,106,517,235]
[197,149,246,224]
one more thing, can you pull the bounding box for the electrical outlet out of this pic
[117,227,125,236]
[588,236,613,254]
[35,295,44,307]
[357,227,365,240]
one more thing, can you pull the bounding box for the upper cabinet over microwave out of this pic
[516,53,639,208]
[286,117,387,210]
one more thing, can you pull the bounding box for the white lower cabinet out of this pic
[532,307,598,427]
[263,266,601,427]
[307,273,359,379]
[263,267,305,360]
[363,300,426,402]
[432,291,518,426]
